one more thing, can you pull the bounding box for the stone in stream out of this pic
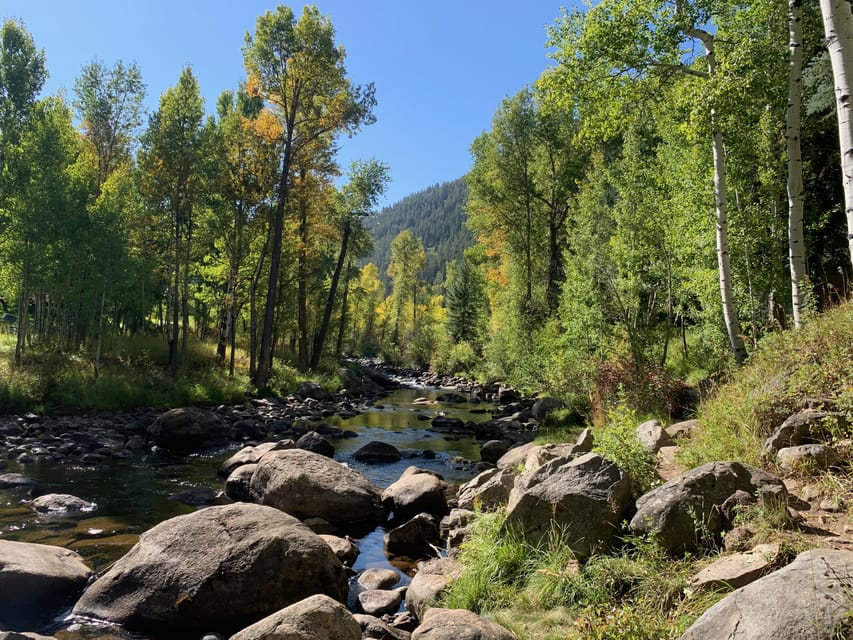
[353,614,412,640]
[297,430,335,458]
[230,594,360,640]
[456,467,515,512]
[320,534,360,566]
[250,449,385,528]
[71,503,347,634]
[358,567,401,591]
[0,473,35,489]
[218,440,294,478]
[352,441,402,463]
[385,513,441,560]
[146,407,226,453]
[382,467,448,525]
[405,557,463,621]
[357,588,404,617]
[29,493,96,514]
[0,539,92,631]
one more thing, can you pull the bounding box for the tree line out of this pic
[0,6,388,388]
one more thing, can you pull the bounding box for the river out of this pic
[0,386,489,639]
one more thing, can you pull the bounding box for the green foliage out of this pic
[593,405,661,495]
[431,338,480,376]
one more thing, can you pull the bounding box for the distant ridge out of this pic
[366,178,472,286]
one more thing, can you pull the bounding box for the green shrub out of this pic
[593,405,661,495]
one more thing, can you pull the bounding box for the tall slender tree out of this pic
[243,4,376,388]
[138,66,205,373]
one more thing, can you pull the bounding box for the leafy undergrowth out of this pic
[679,301,853,468]
[0,333,344,414]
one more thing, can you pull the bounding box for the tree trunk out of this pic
[297,197,310,372]
[336,260,352,357]
[788,0,807,328]
[685,26,747,363]
[821,0,853,275]
[168,208,180,375]
[311,220,351,371]
[254,132,294,389]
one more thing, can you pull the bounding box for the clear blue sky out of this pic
[2,1,570,207]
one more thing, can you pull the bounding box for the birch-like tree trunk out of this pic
[687,26,748,363]
[821,0,853,274]
[788,0,807,327]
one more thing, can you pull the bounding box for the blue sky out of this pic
[2,1,570,207]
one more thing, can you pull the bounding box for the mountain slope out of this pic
[366,178,472,286]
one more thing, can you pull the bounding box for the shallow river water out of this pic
[0,386,488,638]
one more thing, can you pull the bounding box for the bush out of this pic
[593,405,661,495]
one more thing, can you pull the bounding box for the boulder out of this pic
[411,608,517,640]
[496,442,537,470]
[320,534,360,566]
[353,441,402,464]
[147,407,226,453]
[531,396,564,421]
[687,543,779,593]
[776,444,840,474]
[358,568,401,591]
[0,633,56,640]
[0,474,35,489]
[679,549,853,639]
[436,392,467,404]
[385,513,441,559]
[230,594,359,640]
[72,503,347,633]
[503,452,633,560]
[496,387,520,404]
[456,468,514,512]
[29,493,96,514]
[297,431,335,458]
[665,419,698,440]
[440,508,476,556]
[218,441,293,478]
[296,381,333,402]
[250,449,384,528]
[382,467,448,524]
[358,589,403,617]
[629,461,786,554]
[405,558,464,621]
[224,464,257,502]
[636,419,674,453]
[0,540,92,630]
[353,613,412,640]
[763,409,847,457]
[479,440,509,464]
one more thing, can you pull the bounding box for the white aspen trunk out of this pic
[788,0,807,328]
[686,25,748,363]
[821,0,853,274]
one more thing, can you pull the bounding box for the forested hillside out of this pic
[366,178,471,286]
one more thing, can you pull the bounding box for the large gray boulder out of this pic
[629,461,786,553]
[72,503,347,633]
[250,449,384,528]
[230,594,359,640]
[0,540,92,630]
[503,452,633,560]
[531,396,564,421]
[382,467,448,524]
[218,441,294,478]
[147,407,226,453]
[411,608,517,640]
[456,467,515,512]
[385,513,441,559]
[679,548,853,639]
[763,409,847,456]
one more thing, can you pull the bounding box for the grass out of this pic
[0,332,344,414]
[441,512,720,640]
[679,301,853,468]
